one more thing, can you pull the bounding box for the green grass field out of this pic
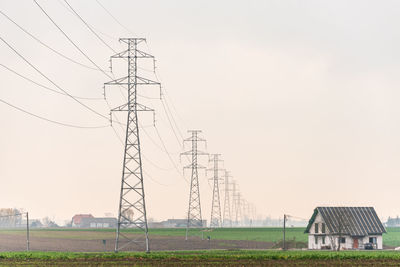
[2,227,400,247]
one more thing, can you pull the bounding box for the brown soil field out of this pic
[0,232,273,252]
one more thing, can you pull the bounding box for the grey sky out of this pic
[1,0,400,224]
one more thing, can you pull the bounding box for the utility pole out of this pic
[208,154,223,228]
[283,214,287,250]
[105,38,160,252]
[222,171,233,227]
[181,130,208,240]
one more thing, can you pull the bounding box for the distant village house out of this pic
[72,214,117,228]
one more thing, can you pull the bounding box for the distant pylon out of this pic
[181,130,208,240]
[105,38,160,252]
[231,181,237,227]
[235,192,242,226]
[222,171,233,227]
[208,154,224,228]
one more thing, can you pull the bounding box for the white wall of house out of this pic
[308,212,331,249]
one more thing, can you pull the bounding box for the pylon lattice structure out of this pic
[105,38,160,252]
[231,181,240,226]
[208,154,224,228]
[235,191,242,226]
[222,171,233,227]
[181,130,208,240]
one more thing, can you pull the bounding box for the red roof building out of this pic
[72,214,94,227]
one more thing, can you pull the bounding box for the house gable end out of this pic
[304,208,318,233]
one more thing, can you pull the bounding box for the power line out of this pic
[0,63,103,100]
[162,88,189,130]
[0,98,108,129]
[150,61,189,131]
[162,96,185,139]
[33,0,111,77]
[142,168,174,187]
[72,0,188,184]
[81,0,187,151]
[0,35,110,121]
[142,152,175,172]
[63,0,117,53]
[154,126,189,184]
[110,125,175,182]
[36,1,154,104]
[140,122,180,155]
[146,42,188,137]
[56,0,117,41]
[160,98,184,146]
[0,9,101,72]
[95,0,135,36]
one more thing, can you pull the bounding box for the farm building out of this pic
[160,219,207,228]
[305,207,386,250]
[79,217,117,228]
[72,214,116,228]
[71,214,94,227]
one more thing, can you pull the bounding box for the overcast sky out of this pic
[1,0,400,224]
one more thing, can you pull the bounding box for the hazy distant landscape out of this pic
[2,0,400,265]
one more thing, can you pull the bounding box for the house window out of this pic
[315,223,319,233]
[340,237,346,244]
[369,237,377,244]
[315,236,318,244]
[322,236,325,244]
[321,223,326,233]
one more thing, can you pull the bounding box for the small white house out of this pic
[305,207,386,250]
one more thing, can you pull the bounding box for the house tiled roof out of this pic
[305,207,386,236]
[72,214,93,225]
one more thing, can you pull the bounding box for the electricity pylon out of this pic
[230,181,241,227]
[208,154,224,228]
[235,192,242,226]
[222,171,233,227]
[181,130,208,240]
[241,199,249,226]
[105,38,160,252]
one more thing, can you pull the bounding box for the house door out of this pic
[353,238,359,249]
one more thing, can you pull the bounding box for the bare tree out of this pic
[326,208,351,251]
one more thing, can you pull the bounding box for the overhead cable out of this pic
[0,9,102,72]
[0,98,108,129]
[0,63,103,100]
[63,0,117,53]
[0,35,110,121]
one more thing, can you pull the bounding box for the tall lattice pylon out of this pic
[235,192,242,226]
[105,38,160,252]
[222,171,233,227]
[181,130,208,240]
[231,181,238,227]
[208,154,224,228]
